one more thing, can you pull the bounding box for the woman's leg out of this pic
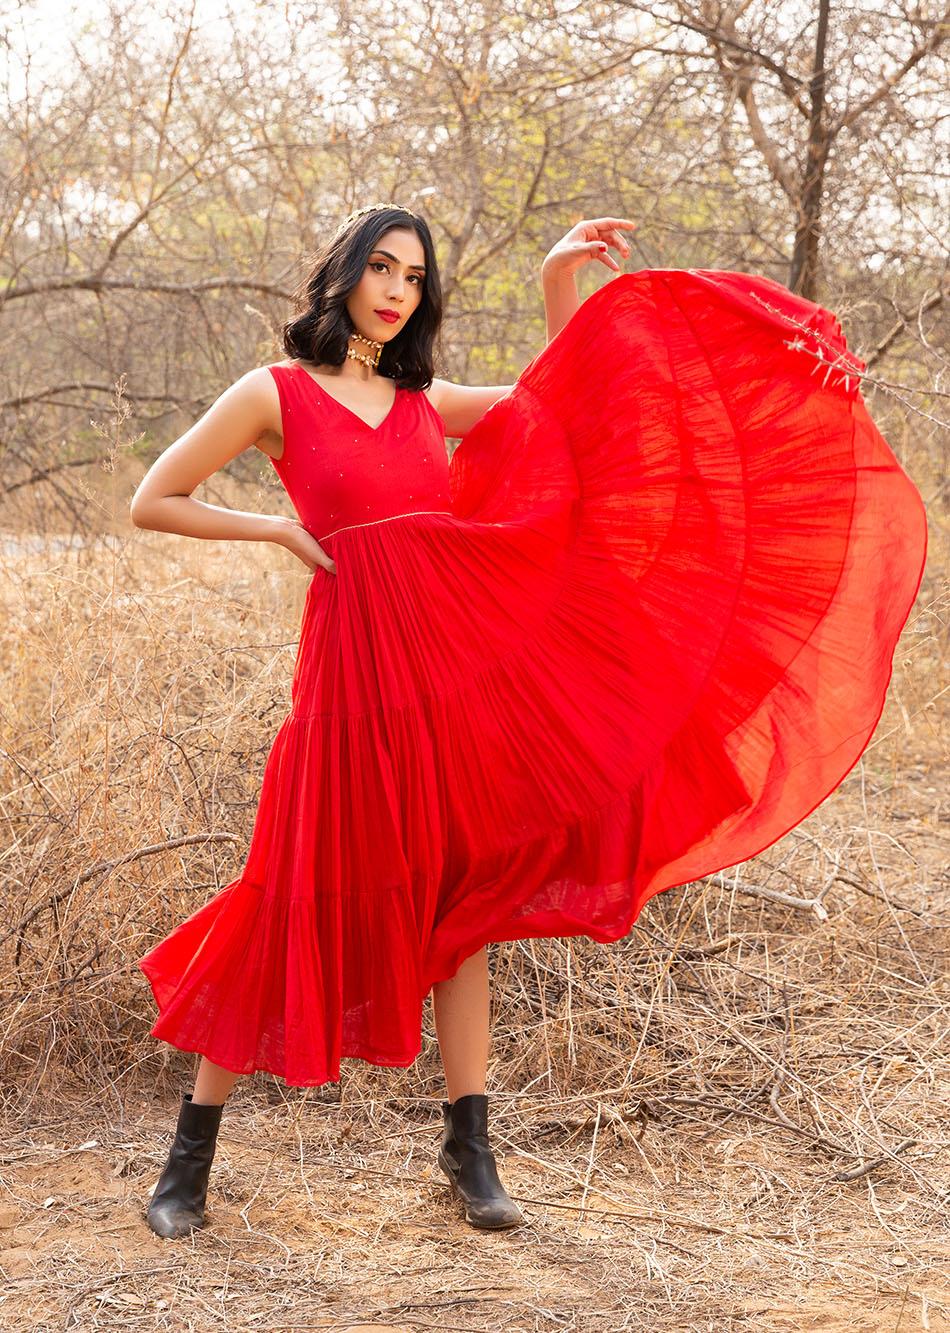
[192,1056,241,1105]
[430,945,525,1227]
[146,1056,236,1238]
[431,945,490,1101]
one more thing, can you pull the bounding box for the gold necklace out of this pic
[346,330,383,369]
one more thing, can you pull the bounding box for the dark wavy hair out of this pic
[280,204,443,391]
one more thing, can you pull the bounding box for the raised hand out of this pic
[541,216,637,282]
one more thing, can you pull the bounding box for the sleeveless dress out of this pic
[138,267,928,1086]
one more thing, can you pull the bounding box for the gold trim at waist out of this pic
[317,509,454,542]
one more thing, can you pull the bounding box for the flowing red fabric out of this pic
[138,268,928,1086]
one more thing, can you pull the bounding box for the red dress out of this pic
[138,268,928,1086]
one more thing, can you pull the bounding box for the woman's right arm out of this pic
[129,367,334,574]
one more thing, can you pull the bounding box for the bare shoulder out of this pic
[241,364,286,459]
[423,379,446,413]
[228,363,283,415]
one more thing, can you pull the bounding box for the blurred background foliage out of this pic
[0,0,946,536]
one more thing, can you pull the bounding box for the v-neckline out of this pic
[292,364,401,433]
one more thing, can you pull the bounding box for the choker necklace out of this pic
[346,330,383,369]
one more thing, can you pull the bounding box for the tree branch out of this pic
[832,9,950,135]
[0,275,295,303]
[862,283,947,371]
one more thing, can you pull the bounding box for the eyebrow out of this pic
[371,248,426,273]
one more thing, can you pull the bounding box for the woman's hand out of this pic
[271,515,337,575]
[539,216,637,343]
[541,216,637,283]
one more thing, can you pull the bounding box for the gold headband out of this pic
[345,203,420,223]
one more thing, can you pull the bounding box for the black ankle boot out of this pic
[437,1093,525,1230]
[146,1093,224,1238]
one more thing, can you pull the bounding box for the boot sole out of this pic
[145,1209,208,1239]
[436,1148,526,1230]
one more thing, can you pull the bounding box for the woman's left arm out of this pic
[426,380,514,438]
[428,215,637,437]
[540,215,636,343]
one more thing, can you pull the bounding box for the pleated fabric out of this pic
[138,268,928,1086]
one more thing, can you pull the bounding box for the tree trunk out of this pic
[789,0,832,298]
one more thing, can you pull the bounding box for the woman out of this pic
[131,203,927,1240]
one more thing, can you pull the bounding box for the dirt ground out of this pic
[0,1077,947,1332]
[1,724,947,1331]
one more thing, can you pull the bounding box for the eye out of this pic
[370,260,423,285]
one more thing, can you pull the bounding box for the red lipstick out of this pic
[375,309,400,323]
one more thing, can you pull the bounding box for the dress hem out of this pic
[138,956,424,1086]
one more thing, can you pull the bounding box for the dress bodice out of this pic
[267,363,452,541]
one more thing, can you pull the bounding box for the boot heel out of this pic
[146,1093,224,1239]
[437,1147,460,1195]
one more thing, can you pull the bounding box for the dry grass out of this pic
[0,453,946,1331]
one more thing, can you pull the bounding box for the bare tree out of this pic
[612,0,949,299]
[0,0,945,536]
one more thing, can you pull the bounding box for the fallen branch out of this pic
[0,831,241,950]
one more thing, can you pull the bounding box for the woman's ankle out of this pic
[192,1056,240,1106]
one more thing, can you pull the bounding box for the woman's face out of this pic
[347,227,427,346]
